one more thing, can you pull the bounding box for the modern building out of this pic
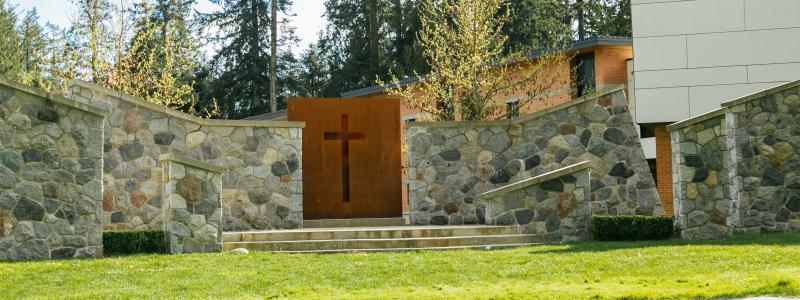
[340,37,637,214]
[631,0,800,215]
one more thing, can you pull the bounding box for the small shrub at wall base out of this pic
[103,231,167,256]
[591,216,674,241]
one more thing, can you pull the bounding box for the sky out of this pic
[8,0,328,55]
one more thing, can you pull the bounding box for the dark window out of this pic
[507,101,520,119]
[640,125,655,138]
[406,118,417,123]
[575,53,596,97]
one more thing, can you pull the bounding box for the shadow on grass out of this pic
[529,232,800,255]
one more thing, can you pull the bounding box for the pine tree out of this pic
[71,0,113,82]
[0,0,22,80]
[201,0,297,119]
[18,9,48,87]
[108,0,199,110]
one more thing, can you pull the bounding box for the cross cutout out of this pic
[324,114,365,202]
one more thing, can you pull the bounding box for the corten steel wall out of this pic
[406,88,663,225]
[670,80,800,239]
[0,78,108,260]
[70,81,305,232]
[289,98,402,220]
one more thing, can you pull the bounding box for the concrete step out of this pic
[224,225,519,243]
[265,243,538,254]
[303,217,407,228]
[223,234,541,252]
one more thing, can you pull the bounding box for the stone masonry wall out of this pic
[669,80,800,239]
[161,154,223,254]
[480,161,592,242]
[0,78,108,260]
[70,81,304,232]
[670,111,732,239]
[727,83,800,234]
[406,88,663,225]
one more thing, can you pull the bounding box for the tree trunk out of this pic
[576,0,585,40]
[270,0,278,113]
[250,0,262,111]
[88,0,99,82]
[367,0,379,79]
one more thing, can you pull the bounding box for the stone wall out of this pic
[669,80,800,239]
[406,87,662,225]
[670,110,732,239]
[480,161,592,242]
[69,81,305,232]
[161,154,223,254]
[0,78,108,260]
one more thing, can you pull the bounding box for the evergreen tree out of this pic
[504,0,572,51]
[295,41,329,98]
[18,9,47,87]
[201,0,297,119]
[71,0,113,82]
[0,0,22,80]
[108,0,199,110]
[41,24,81,95]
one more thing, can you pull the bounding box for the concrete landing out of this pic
[223,225,539,253]
[302,217,407,228]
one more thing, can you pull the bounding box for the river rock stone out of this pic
[177,176,204,203]
[12,197,45,221]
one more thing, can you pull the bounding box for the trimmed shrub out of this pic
[103,231,166,256]
[591,216,674,241]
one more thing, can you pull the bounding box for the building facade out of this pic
[632,0,800,214]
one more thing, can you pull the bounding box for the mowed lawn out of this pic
[2,234,800,299]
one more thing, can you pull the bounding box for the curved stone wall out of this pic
[70,81,304,232]
[406,88,663,225]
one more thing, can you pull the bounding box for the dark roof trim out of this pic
[241,109,288,121]
[341,36,632,98]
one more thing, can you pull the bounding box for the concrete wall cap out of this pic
[479,161,591,199]
[408,86,626,128]
[0,76,111,117]
[70,80,306,128]
[159,153,226,174]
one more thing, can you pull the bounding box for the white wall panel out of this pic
[745,0,800,30]
[636,87,690,123]
[633,36,687,71]
[688,83,783,115]
[748,63,800,83]
[635,66,747,89]
[632,0,744,37]
[687,28,800,68]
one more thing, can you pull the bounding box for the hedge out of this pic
[103,231,166,256]
[591,216,674,241]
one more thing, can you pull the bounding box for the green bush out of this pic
[591,216,674,241]
[103,231,166,256]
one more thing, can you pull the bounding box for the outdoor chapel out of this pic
[5,0,800,297]
[0,69,798,259]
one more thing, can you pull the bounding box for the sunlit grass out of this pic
[1,233,799,299]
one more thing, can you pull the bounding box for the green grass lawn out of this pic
[2,233,800,299]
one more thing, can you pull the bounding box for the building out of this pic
[631,0,800,215]
[339,37,637,215]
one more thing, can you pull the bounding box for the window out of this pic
[640,125,655,138]
[575,53,596,97]
[507,101,520,119]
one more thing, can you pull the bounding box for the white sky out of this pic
[8,0,327,55]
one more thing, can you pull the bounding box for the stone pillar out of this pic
[160,154,224,254]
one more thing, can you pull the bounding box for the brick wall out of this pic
[654,124,673,216]
[594,46,634,85]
